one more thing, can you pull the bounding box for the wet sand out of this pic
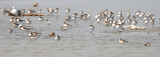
[0,0,160,57]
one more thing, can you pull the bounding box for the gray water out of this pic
[0,0,160,57]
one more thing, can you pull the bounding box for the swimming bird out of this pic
[80,11,83,15]
[20,26,27,30]
[59,26,67,31]
[65,16,71,21]
[54,8,58,14]
[16,18,23,22]
[8,28,12,33]
[12,22,19,28]
[32,3,38,7]
[47,7,54,13]
[45,19,51,24]
[38,9,42,14]
[64,22,71,27]
[104,21,109,26]
[66,8,71,15]
[38,16,44,21]
[10,17,15,22]
[49,32,55,37]
[144,42,150,47]
[55,35,60,40]
[119,38,128,43]
[126,11,130,18]
[1,8,8,14]
[26,18,31,24]
[90,25,94,30]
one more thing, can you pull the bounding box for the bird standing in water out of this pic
[90,25,95,35]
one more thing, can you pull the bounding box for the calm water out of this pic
[0,0,160,57]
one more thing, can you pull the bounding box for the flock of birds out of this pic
[1,3,160,47]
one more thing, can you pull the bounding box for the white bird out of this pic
[11,6,20,16]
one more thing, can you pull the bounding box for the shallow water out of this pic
[0,0,160,57]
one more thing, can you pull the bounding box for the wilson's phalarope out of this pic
[64,22,71,27]
[144,42,150,47]
[10,17,15,22]
[66,8,71,15]
[8,28,12,33]
[126,11,130,18]
[32,3,38,7]
[119,38,128,43]
[20,26,27,30]
[45,19,51,24]
[59,26,67,31]
[49,32,55,37]
[16,18,23,22]
[65,16,71,21]
[1,8,8,14]
[90,25,94,30]
[12,22,19,27]
[26,18,31,24]
[38,16,44,21]
[54,8,58,14]
[55,35,60,40]
[38,9,42,14]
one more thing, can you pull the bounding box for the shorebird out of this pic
[104,21,109,26]
[54,8,58,14]
[96,18,101,24]
[28,10,36,14]
[16,18,23,22]
[112,21,117,28]
[80,11,83,15]
[1,8,8,14]
[117,11,122,18]
[119,38,128,43]
[32,3,38,7]
[66,8,71,15]
[87,13,91,19]
[12,22,19,27]
[47,7,54,13]
[144,42,150,47]
[132,20,137,25]
[38,16,44,21]
[38,9,42,14]
[59,26,67,31]
[63,22,71,27]
[90,25,94,30]
[55,35,60,40]
[65,16,71,21]
[20,26,27,30]
[49,32,55,37]
[95,14,99,19]
[45,19,51,24]
[10,17,15,22]
[8,28,12,33]
[126,11,130,18]
[28,32,41,36]
[26,18,31,24]
[21,9,25,14]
